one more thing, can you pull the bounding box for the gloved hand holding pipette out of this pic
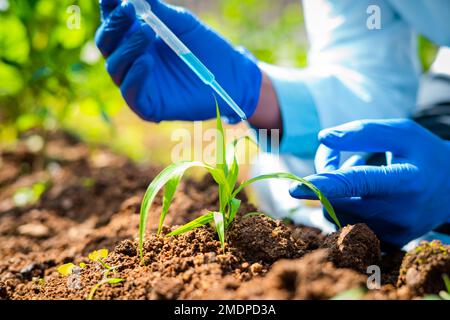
[95,0,262,123]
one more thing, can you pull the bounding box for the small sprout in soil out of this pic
[87,278,124,300]
[56,249,124,300]
[12,181,50,207]
[88,248,109,263]
[139,104,341,261]
[86,249,124,300]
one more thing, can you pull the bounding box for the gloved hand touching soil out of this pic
[290,119,450,248]
[95,0,262,123]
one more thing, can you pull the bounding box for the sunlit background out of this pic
[0,0,438,167]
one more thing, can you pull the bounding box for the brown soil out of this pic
[227,215,307,264]
[0,131,448,300]
[397,240,450,295]
[199,249,367,300]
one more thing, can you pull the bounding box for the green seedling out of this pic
[87,248,124,300]
[138,104,341,261]
[87,277,124,300]
[56,249,124,300]
[88,249,111,269]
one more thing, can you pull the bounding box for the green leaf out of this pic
[0,63,24,96]
[57,263,75,276]
[166,212,215,237]
[87,278,124,300]
[87,283,101,300]
[218,183,229,213]
[139,161,229,260]
[213,211,225,249]
[215,103,229,213]
[423,294,442,300]
[443,274,450,293]
[226,136,257,189]
[439,291,450,300]
[215,101,227,176]
[330,287,366,300]
[226,198,241,228]
[88,249,108,262]
[233,172,341,229]
[0,16,30,64]
[159,174,183,234]
[12,181,49,207]
[226,140,239,190]
[105,278,124,285]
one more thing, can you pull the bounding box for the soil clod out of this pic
[322,224,381,273]
[227,215,307,264]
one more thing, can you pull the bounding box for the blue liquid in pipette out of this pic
[179,52,214,84]
[179,52,247,120]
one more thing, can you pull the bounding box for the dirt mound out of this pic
[289,224,325,250]
[228,215,307,263]
[322,224,381,273]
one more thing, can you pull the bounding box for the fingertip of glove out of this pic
[131,23,156,43]
[318,129,344,145]
[117,1,136,20]
[125,23,155,44]
[288,183,300,196]
[289,182,317,199]
[100,0,119,9]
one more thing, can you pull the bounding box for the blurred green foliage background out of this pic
[0,0,438,165]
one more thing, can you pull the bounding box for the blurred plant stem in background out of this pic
[0,0,438,167]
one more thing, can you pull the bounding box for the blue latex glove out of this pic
[95,0,262,123]
[290,119,450,247]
